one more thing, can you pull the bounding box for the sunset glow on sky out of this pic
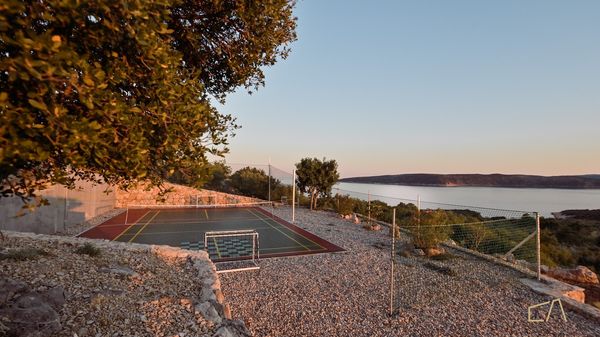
[218,0,600,177]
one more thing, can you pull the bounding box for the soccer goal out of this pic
[204,229,260,273]
[191,194,216,207]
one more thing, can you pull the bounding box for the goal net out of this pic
[204,229,260,273]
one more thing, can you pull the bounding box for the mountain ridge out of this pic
[339,173,600,189]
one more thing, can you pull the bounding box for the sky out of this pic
[217,0,600,178]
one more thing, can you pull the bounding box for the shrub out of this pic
[334,194,355,216]
[75,243,101,257]
[411,210,453,249]
[0,247,49,261]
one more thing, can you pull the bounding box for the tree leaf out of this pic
[28,99,48,111]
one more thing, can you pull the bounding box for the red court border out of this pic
[78,209,148,240]
[253,207,344,253]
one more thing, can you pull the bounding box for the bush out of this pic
[0,247,49,261]
[452,223,491,251]
[75,243,101,257]
[411,210,453,249]
[334,194,355,216]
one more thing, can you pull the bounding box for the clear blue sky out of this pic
[217,0,600,178]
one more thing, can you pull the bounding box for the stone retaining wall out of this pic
[3,231,251,337]
[116,182,261,207]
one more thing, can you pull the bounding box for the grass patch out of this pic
[430,253,457,261]
[75,243,101,257]
[0,247,50,261]
[423,261,457,277]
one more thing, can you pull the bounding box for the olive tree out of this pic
[295,157,339,210]
[0,0,297,205]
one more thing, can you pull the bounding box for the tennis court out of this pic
[79,203,343,262]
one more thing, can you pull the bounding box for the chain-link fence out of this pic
[330,187,540,315]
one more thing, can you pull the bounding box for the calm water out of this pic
[334,182,600,217]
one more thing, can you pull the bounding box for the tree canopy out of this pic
[295,157,339,210]
[0,0,297,203]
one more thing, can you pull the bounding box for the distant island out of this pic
[339,173,600,189]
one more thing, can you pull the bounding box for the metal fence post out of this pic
[390,208,396,316]
[292,169,296,223]
[536,212,541,280]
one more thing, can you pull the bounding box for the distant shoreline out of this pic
[339,173,600,190]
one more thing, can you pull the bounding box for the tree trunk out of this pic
[310,190,316,210]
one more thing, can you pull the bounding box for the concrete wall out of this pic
[0,181,115,234]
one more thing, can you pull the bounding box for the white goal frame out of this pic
[204,229,260,273]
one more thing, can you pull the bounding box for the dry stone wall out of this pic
[116,182,261,207]
[2,231,250,337]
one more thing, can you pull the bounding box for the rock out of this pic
[425,247,445,257]
[353,214,360,224]
[0,277,29,306]
[444,239,457,246]
[195,302,222,324]
[515,260,533,270]
[0,292,61,337]
[214,289,225,304]
[505,253,515,263]
[371,224,381,231]
[413,249,426,256]
[540,265,549,273]
[547,265,599,284]
[213,320,251,337]
[39,286,65,311]
[222,303,232,320]
[564,288,585,303]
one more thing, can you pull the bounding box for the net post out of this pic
[390,208,396,316]
[204,233,208,253]
[252,234,256,264]
[124,207,129,225]
[536,212,541,281]
[292,169,296,223]
[268,158,271,203]
[256,232,260,260]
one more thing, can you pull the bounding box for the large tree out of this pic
[295,157,339,210]
[229,166,277,200]
[0,0,296,204]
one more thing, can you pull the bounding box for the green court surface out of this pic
[81,206,343,262]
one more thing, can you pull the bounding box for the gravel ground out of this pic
[220,207,600,337]
[1,235,217,336]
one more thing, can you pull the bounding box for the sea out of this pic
[334,182,600,217]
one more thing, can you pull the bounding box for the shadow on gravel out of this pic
[422,261,457,277]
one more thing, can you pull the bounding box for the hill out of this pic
[339,173,600,189]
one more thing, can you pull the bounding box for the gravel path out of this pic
[220,207,600,337]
